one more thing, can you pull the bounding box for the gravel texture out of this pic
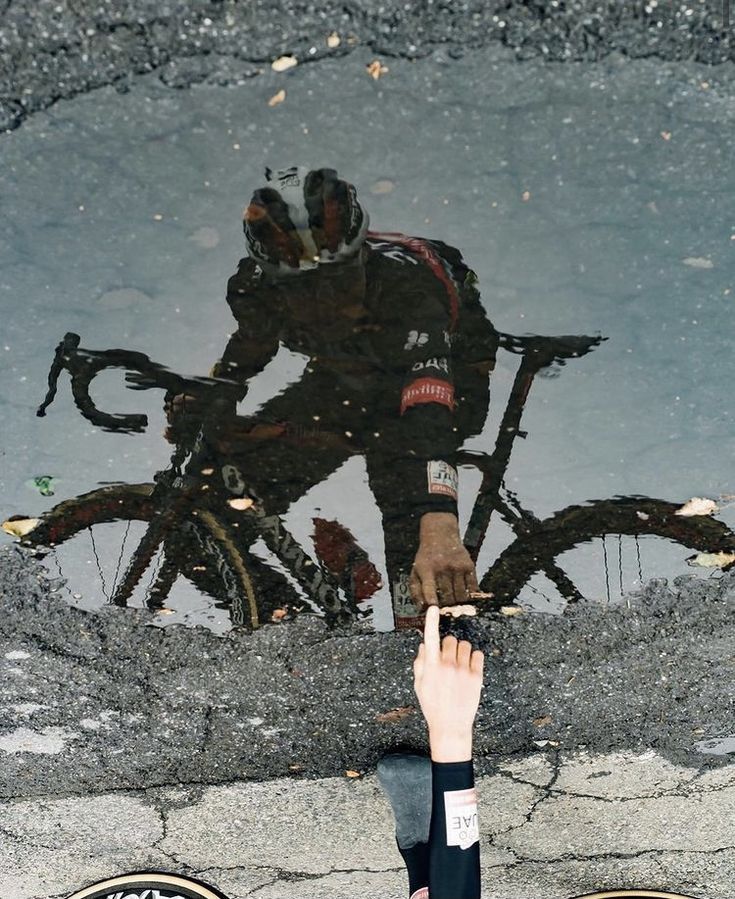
[1,0,734,133]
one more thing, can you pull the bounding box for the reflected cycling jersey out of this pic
[212,233,498,519]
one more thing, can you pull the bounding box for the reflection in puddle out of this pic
[5,166,735,632]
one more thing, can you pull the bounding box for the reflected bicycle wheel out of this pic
[18,483,267,628]
[480,496,735,607]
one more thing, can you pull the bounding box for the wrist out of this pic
[428,728,473,763]
[420,511,460,536]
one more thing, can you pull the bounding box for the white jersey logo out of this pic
[404,330,429,350]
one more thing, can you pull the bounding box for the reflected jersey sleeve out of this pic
[397,282,460,518]
[209,257,283,396]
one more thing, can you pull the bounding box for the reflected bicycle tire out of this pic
[480,495,735,603]
[21,483,261,628]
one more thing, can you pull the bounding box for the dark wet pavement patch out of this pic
[1,545,734,799]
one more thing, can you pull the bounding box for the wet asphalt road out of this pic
[1,543,734,799]
[1,0,734,133]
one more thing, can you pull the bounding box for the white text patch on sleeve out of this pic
[444,787,479,850]
[427,460,458,499]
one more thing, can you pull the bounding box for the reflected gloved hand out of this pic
[409,512,479,608]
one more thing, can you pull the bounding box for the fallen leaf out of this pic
[272,55,298,72]
[440,604,477,618]
[533,715,553,728]
[345,769,361,778]
[370,179,395,195]
[375,706,415,723]
[521,190,531,202]
[500,605,523,617]
[367,59,389,80]
[646,201,660,214]
[675,497,718,517]
[660,131,672,141]
[2,517,39,538]
[682,256,714,269]
[227,497,254,511]
[289,763,304,772]
[271,608,288,621]
[268,89,286,107]
[687,551,735,569]
[326,32,341,48]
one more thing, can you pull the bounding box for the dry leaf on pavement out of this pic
[500,605,523,616]
[345,769,361,778]
[327,32,341,48]
[533,715,553,728]
[268,89,286,107]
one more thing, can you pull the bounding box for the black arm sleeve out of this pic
[428,760,481,899]
[209,258,282,400]
[394,267,461,519]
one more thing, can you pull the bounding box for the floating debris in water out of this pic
[2,517,39,538]
[687,551,735,569]
[271,55,298,72]
[500,605,523,616]
[440,604,477,618]
[366,60,389,80]
[27,475,55,496]
[228,497,254,511]
[682,256,714,269]
[370,179,395,195]
[675,496,718,516]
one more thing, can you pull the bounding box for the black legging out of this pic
[400,760,481,899]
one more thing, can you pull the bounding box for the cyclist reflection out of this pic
[170,165,499,627]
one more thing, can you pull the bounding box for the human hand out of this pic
[410,512,479,608]
[413,605,484,762]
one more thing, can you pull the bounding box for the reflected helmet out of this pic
[243,166,369,275]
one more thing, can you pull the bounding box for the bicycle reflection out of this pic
[7,325,734,632]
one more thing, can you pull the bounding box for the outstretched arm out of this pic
[414,606,484,899]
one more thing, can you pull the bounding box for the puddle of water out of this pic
[1,53,733,633]
[694,736,735,756]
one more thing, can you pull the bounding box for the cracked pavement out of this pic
[2,751,734,898]
[1,547,735,897]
